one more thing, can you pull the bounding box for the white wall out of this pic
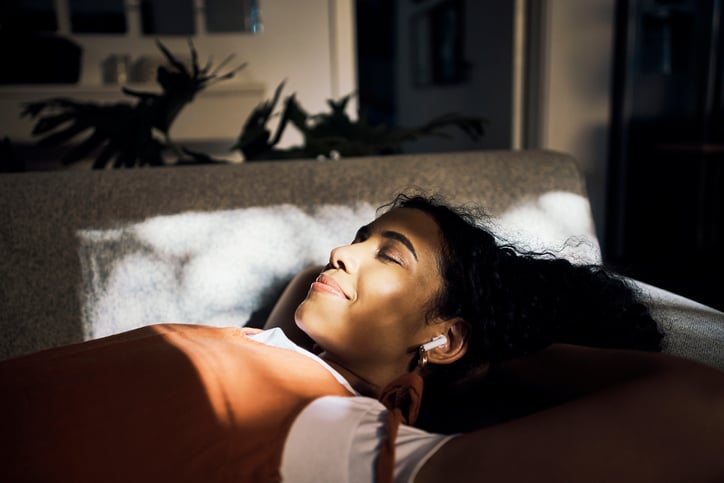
[540,0,616,240]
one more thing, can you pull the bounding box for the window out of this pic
[206,0,261,33]
[0,0,262,36]
[0,0,58,32]
[70,0,127,33]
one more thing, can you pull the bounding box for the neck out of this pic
[319,352,385,398]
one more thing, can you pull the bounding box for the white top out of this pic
[249,329,456,483]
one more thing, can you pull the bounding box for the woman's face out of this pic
[295,207,446,386]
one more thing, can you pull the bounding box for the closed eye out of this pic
[354,224,408,266]
[377,251,401,264]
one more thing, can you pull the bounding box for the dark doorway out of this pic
[355,0,516,154]
[607,0,724,310]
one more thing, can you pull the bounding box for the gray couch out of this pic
[1,150,722,369]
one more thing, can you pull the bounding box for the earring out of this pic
[417,348,429,369]
[417,335,447,369]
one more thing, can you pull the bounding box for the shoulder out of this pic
[282,396,454,483]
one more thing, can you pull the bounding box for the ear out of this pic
[427,317,470,365]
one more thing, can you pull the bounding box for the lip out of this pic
[311,274,349,299]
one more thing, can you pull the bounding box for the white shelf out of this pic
[0,81,264,98]
[0,82,266,142]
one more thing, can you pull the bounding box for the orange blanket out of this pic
[0,324,352,483]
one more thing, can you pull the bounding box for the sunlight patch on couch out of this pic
[76,192,600,340]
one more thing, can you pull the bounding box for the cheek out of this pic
[358,274,432,325]
[351,280,431,344]
[359,271,410,306]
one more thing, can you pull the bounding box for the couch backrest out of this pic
[0,149,596,360]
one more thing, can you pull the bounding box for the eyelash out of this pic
[352,234,401,265]
[377,251,401,265]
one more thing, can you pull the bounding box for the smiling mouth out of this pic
[311,274,348,299]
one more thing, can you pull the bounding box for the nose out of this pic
[329,243,359,273]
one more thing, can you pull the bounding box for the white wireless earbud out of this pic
[421,334,447,352]
[417,335,448,369]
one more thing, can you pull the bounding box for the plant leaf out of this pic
[156,39,189,76]
[60,130,105,165]
[36,122,89,147]
[32,112,76,135]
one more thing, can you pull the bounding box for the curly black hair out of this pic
[388,194,664,431]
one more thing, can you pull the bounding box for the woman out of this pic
[266,193,724,482]
[2,194,723,483]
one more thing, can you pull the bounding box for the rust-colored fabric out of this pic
[376,373,424,483]
[0,324,353,483]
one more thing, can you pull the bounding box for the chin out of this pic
[295,301,338,344]
[294,300,319,334]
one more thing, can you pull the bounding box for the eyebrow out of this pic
[381,230,418,261]
[355,225,418,261]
